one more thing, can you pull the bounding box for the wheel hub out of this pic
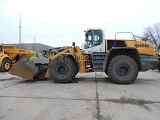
[5,63,10,69]
[117,65,130,76]
[57,65,68,76]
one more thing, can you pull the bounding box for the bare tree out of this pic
[142,23,160,51]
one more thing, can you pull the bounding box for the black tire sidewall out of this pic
[108,55,138,84]
[49,56,75,83]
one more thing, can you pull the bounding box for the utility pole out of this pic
[19,14,22,49]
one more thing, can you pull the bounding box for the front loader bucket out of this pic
[9,57,35,80]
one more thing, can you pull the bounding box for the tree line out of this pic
[142,22,160,51]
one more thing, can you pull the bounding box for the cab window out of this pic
[85,30,103,48]
[93,30,103,46]
[83,41,89,49]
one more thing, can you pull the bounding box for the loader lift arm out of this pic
[9,46,89,82]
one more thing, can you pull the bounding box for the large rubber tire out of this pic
[48,56,75,83]
[105,70,108,76]
[73,61,78,77]
[107,55,138,84]
[68,56,78,77]
[158,61,160,72]
[0,59,12,72]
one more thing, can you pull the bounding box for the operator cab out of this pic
[81,29,105,54]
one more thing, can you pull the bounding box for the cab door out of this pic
[82,29,105,54]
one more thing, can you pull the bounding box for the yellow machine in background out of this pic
[0,44,35,72]
[9,29,159,84]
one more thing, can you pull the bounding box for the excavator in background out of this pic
[0,44,36,72]
[9,29,159,84]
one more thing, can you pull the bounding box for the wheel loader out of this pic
[9,29,159,84]
[0,44,35,72]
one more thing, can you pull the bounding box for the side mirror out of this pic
[85,33,88,41]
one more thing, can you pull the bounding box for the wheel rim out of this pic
[56,65,68,76]
[117,65,130,76]
[5,63,10,70]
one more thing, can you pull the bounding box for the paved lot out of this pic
[0,70,160,120]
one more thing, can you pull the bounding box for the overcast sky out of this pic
[0,0,160,47]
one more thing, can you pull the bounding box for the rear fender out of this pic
[103,47,142,71]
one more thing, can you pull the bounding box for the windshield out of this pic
[83,30,103,49]
[82,41,90,49]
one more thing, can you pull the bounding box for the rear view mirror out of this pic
[85,33,88,41]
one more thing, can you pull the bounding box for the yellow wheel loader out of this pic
[0,44,35,72]
[9,29,159,84]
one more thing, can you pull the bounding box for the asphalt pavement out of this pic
[0,70,160,120]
